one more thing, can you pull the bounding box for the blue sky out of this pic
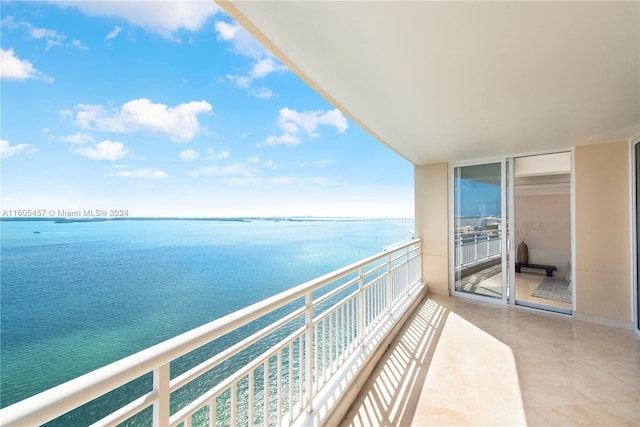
[0,1,413,218]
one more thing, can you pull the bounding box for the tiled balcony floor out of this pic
[340,293,640,426]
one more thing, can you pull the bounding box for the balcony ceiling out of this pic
[219,1,640,165]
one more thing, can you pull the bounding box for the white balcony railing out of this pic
[0,239,422,427]
[454,231,501,270]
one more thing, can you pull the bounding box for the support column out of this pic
[414,163,449,295]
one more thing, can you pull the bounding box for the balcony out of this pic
[341,294,640,426]
[2,239,639,427]
[0,240,423,426]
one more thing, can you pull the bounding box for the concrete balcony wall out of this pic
[415,162,449,295]
[575,140,632,327]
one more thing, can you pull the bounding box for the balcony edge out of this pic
[298,280,429,427]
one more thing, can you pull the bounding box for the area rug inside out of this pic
[530,277,571,303]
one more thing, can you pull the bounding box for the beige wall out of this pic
[516,194,571,274]
[575,141,631,326]
[516,195,571,252]
[414,141,633,327]
[415,163,449,295]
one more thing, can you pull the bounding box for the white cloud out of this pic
[214,20,287,96]
[214,21,238,40]
[259,133,300,147]
[301,159,335,168]
[105,25,122,41]
[73,98,212,142]
[23,22,70,50]
[0,48,53,82]
[179,148,199,161]
[74,140,129,161]
[188,163,255,178]
[260,108,348,147]
[60,132,95,145]
[74,104,105,128]
[247,156,260,164]
[55,1,220,40]
[216,150,230,160]
[269,176,327,185]
[215,21,266,60]
[1,16,17,28]
[114,168,167,179]
[250,58,287,79]
[264,159,276,169]
[235,76,253,89]
[250,88,274,99]
[224,74,251,89]
[59,109,74,118]
[2,17,87,51]
[205,148,230,160]
[29,26,65,50]
[0,140,38,159]
[315,159,335,168]
[278,107,348,136]
[71,39,88,50]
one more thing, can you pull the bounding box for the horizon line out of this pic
[1,216,416,221]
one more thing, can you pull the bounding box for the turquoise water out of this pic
[0,219,413,423]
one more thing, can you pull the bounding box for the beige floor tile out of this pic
[526,403,631,426]
[512,341,582,363]
[340,293,640,427]
[517,361,592,408]
[411,313,527,426]
[558,360,639,405]
[596,358,640,388]
[597,401,640,425]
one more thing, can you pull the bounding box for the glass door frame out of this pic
[507,158,516,306]
[448,158,511,304]
[507,152,574,315]
[633,138,640,336]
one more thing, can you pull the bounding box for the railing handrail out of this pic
[454,229,502,270]
[455,229,501,241]
[0,239,422,427]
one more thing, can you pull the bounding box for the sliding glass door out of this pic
[452,162,506,300]
[511,152,572,314]
[636,142,639,333]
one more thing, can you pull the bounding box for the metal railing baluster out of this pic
[304,292,314,413]
[0,240,422,427]
[153,364,170,427]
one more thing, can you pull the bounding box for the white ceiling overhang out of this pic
[218,1,640,165]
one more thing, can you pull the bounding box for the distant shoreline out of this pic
[0,216,415,224]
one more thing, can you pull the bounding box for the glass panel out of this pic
[636,143,640,330]
[454,163,503,298]
[513,153,572,314]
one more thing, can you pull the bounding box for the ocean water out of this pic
[0,218,413,423]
